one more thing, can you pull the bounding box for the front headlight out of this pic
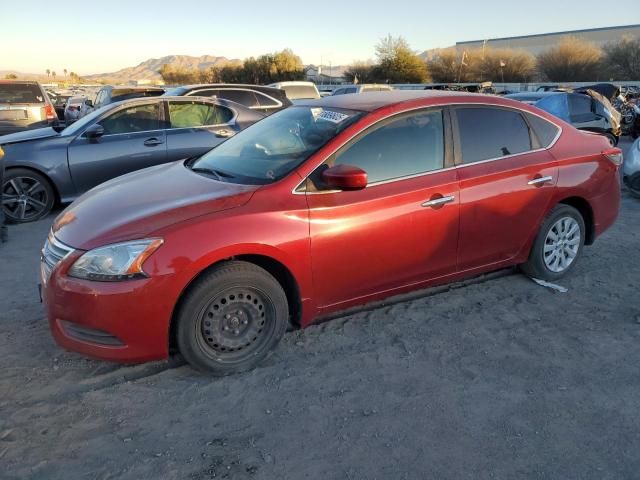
[68,238,163,281]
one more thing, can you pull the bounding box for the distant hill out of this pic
[84,54,242,83]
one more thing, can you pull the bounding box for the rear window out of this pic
[0,83,45,103]
[281,85,319,100]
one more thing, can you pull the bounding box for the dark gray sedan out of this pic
[1,96,264,223]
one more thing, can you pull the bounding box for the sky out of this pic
[2,0,637,75]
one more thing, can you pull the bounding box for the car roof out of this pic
[174,84,283,92]
[296,90,485,112]
[103,95,256,113]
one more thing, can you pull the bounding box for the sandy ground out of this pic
[1,140,639,479]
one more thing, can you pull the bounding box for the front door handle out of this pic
[143,138,164,146]
[528,175,553,186]
[422,195,455,208]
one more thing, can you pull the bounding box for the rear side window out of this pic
[455,107,531,164]
[525,113,560,148]
[100,103,160,134]
[568,95,595,122]
[168,101,233,128]
[0,84,45,103]
[214,90,260,108]
[254,92,281,107]
[331,109,444,184]
[345,87,357,94]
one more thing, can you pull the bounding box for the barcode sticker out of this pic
[317,110,349,123]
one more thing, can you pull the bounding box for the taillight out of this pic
[602,147,623,166]
[42,103,56,121]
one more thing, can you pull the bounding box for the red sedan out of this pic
[41,91,622,374]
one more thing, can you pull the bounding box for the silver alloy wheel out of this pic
[2,176,49,221]
[543,216,581,273]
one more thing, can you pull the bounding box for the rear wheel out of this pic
[176,261,289,375]
[2,168,55,223]
[521,205,585,281]
[604,133,617,147]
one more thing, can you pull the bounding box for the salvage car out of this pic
[269,81,321,101]
[623,136,640,198]
[79,85,165,119]
[506,91,621,145]
[41,91,621,374]
[1,96,263,222]
[332,84,393,95]
[164,84,292,116]
[0,81,57,136]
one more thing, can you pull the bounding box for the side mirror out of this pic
[84,99,93,107]
[84,124,104,140]
[322,164,368,190]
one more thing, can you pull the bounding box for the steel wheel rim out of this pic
[2,176,49,221]
[195,287,275,364]
[543,216,580,273]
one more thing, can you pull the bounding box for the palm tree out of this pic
[51,71,56,80]
[64,69,68,78]
[46,69,50,78]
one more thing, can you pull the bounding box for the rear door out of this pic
[164,99,237,162]
[306,108,460,309]
[453,106,559,271]
[67,101,167,193]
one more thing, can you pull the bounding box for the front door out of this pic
[68,102,167,194]
[306,108,460,310]
[453,106,558,271]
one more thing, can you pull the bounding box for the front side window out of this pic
[168,101,232,128]
[191,106,364,184]
[99,103,160,135]
[455,107,531,164]
[326,109,444,184]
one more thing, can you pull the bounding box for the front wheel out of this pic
[2,168,55,223]
[521,205,585,281]
[176,261,289,375]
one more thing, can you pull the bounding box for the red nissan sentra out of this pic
[41,91,621,374]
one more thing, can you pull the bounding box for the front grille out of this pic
[41,232,74,279]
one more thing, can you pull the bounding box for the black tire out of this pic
[627,173,640,199]
[2,168,55,223]
[176,261,289,375]
[521,204,586,281]
[605,133,617,147]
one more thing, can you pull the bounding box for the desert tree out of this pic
[537,37,604,82]
[602,36,640,80]
[371,35,429,83]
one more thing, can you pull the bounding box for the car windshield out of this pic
[191,106,364,184]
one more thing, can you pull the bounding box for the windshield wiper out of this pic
[190,166,235,181]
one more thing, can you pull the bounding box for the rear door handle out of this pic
[422,195,455,208]
[528,175,553,186]
[144,138,164,146]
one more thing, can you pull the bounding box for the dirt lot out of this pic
[1,142,640,479]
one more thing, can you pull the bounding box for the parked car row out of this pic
[38,90,622,374]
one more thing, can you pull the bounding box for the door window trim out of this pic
[187,88,284,110]
[77,101,166,139]
[450,104,562,168]
[295,106,453,194]
[292,102,563,195]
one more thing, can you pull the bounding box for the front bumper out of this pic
[42,249,177,363]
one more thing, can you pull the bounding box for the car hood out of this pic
[52,161,260,250]
[0,126,60,145]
